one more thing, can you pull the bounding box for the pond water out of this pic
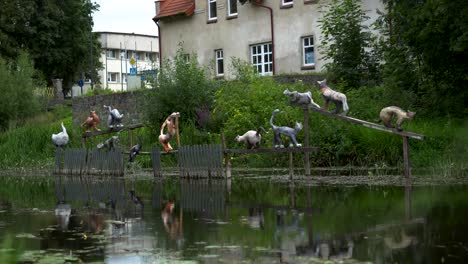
[0,175,467,263]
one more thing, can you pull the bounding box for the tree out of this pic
[143,46,217,130]
[376,0,468,117]
[318,0,380,89]
[0,53,41,131]
[0,0,101,95]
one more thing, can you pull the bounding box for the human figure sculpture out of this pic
[159,112,180,152]
[104,105,124,128]
[81,111,101,132]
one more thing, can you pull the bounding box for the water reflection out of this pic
[0,175,466,263]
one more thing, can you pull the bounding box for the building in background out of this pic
[153,0,382,79]
[96,32,159,92]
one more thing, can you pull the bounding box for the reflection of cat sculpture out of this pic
[283,88,320,108]
[317,79,349,115]
[270,109,302,148]
[378,106,415,131]
[235,127,267,149]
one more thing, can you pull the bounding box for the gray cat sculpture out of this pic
[269,109,303,148]
[283,88,320,108]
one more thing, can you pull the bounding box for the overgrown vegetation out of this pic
[0,53,44,131]
[0,1,466,176]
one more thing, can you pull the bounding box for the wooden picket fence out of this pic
[178,144,224,179]
[54,148,124,176]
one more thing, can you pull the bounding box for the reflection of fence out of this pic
[178,145,223,178]
[54,148,124,176]
[180,180,225,214]
[55,176,127,203]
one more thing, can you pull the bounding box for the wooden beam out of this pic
[224,147,320,154]
[307,106,424,140]
[82,123,144,138]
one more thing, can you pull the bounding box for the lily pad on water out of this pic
[20,250,81,264]
[16,233,38,239]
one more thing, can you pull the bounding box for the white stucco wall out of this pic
[97,32,159,91]
[157,0,384,78]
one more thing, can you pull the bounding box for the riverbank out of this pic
[1,167,467,186]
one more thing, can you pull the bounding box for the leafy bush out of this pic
[0,53,43,131]
[142,46,218,133]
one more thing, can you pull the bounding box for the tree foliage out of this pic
[376,0,468,117]
[0,53,41,131]
[0,0,101,94]
[143,46,217,130]
[319,0,381,89]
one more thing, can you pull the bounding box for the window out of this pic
[137,52,145,60]
[126,51,134,60]
[208,0,217,21]
[122,73,128,83]
[227,0,237,17]
[215,49,224,76]
[148,52,158,62]
[107,72,119,83]
[250,43,273,76]
[182,54,190,63]
[106,49,117,59]
[302,36,315,67]
[282,0,293,7]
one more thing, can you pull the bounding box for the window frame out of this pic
[227,0,238,18]
[208,0,217,21]
[215,49,224,77]
[281,0,293,8]
[250,43,273,76]
[107,72,119,83]
[301,36,315,68]
[106,49,117,59]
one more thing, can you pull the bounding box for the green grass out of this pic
[0,96,466,177]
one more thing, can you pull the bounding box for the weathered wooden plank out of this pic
[307,106,425,140]
[151,146,161,177]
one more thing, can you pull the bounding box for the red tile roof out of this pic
[153,0,195,21]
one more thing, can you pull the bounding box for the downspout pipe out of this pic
[155,21,162,69]
[252,2,275,75]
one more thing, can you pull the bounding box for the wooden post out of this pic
[289,152,293,181]
[175,116,180,147]
[303,108,311,176]
[404,180,412,221]
[402,136,411,178]
[129,129,134,149]
[221,132,231,179]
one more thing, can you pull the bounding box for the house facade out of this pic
[97,32,159,91]
[153,0,383,78]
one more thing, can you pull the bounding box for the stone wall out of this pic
[71,74,325,126]
[72,91,144,127]
[273,74,325,86]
